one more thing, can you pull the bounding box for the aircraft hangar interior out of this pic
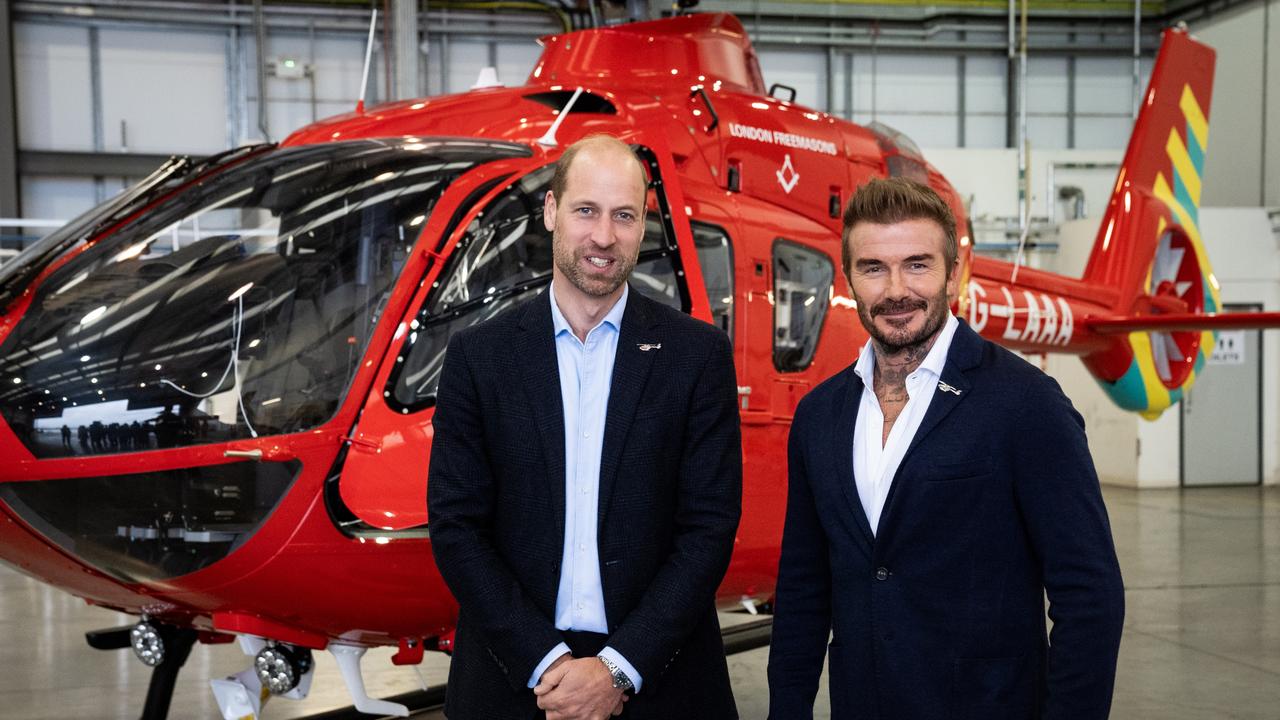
[0,0,1277,718]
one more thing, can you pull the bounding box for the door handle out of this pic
[223,448,263,460]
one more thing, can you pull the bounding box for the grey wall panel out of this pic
[497,41,541,88]
[848,53,873,121]
[446,41,489,95]
[253,34,372,143]
[877,112,957,148]
[1198,3,1267,206]
[756,47,825,110]
[1075,116,1134,151]
[20,175,99,221]
[871,54,958,115]
[313,37,367,100]
[1270,0,1279,207]
[14,22,92,151]
[1025,56,1068,114]
[1027,115,1069,151]
[963,114,1006,149]
[263,100,317,141]
[98,27,225,154]
[1074,56,1134,114]
[965,55,1007,114]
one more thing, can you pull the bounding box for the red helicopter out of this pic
[0,10,1276,718]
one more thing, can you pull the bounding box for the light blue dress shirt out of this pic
[527,283,643,691]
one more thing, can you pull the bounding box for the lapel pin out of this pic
[938,381,961,395]
[637,343,662,352]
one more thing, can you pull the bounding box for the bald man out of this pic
[429,135,742,720]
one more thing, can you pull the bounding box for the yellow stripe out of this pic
[1154,174,1220,308]
[1153,173,1203,250]
[1180,85,1209,150]
[1165,129,1202,206]
[1128,329,1173,416]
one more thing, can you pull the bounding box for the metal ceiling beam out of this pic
[12,1,561,37]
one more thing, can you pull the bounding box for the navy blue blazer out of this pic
[429,287,741,720]
[768,320,1124,720]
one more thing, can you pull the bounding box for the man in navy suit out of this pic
[429,135,741,720]
[767,177,1124,719]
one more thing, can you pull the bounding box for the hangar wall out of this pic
[4,3,1277,488]
[1196,0,1280,208]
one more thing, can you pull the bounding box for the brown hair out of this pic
[549,134,646,201]
[841,177,958,279]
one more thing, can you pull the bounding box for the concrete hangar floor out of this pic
[1,485,1278,719]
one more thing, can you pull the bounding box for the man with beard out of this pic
[429,134,741,720]
[767,178,1124,720]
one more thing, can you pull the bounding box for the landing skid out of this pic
[86,623,197,720]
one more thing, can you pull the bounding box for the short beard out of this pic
[553,239,636,298]
[857,289,950,355]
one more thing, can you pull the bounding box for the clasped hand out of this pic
[533,653,628,720]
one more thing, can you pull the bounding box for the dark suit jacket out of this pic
[768,320,1124,720]
[428,286,742,720]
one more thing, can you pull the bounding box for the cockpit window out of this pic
[388,149,688,411]
[0,139,531,458]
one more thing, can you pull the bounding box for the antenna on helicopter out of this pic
[356,8,378,115]
[536,86,584,148]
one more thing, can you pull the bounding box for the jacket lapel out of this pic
[835,364,877,556]
[876,320,984,542]
[900,320,984,461]
[597,289,660,528]
[515,290,566,533]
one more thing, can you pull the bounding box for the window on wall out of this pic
[691,221,734,340]
[773,240,833,372]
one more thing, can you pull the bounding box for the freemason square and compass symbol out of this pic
[776,153,799,194]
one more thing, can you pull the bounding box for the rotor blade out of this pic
[1153,246,1185,284]
[1151,332,1172,382]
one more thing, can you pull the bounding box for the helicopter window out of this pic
[0,139,531,458]
[0,459,301,583]
[691,221,734,340]
[389,154,687,411]
[772,240,833,372]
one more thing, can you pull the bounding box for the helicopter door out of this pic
[713,95,845,238]
[336,143,695,533]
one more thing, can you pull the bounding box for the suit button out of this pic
[875,567,889,581]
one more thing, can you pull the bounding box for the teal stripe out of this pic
[1186,123,1206,176]
[1098,360,1150,413]
[1172,170,1199,226]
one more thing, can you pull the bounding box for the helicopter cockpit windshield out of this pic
[0,138,531,459]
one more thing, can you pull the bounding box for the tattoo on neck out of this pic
[871,337,936,406]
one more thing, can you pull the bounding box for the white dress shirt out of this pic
[527,283,643,691]
[851,313,960,535]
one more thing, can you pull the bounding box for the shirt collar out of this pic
[853,312,960,384]
[549,281,629,339]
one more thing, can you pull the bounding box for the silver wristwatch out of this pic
[598,655,634,691]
